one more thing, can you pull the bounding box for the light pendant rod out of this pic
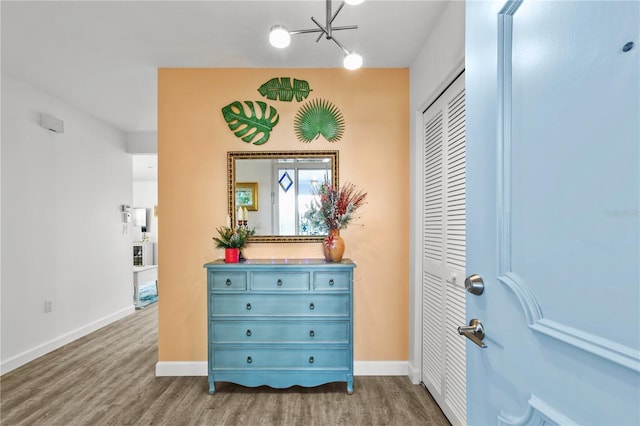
[288,28,324,35]
[329,35,350,56]
[326,0,332,38]
[317,1,345,42]
[310,16,357,40]
[288,25,357,37]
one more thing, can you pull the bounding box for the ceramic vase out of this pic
[225,248,240,263]
[323,229,345,262]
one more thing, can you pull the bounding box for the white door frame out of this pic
[409,57,465,384]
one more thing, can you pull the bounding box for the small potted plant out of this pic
[213,225,255,263]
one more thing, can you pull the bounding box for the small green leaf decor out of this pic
[221,101,279,145]
[258,77,312,102]
[294,99,345,143]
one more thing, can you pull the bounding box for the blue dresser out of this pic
[204,258,355,394]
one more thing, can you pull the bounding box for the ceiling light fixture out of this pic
[269,0,364,70]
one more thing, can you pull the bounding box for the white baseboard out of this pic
[155,360,409,377]
[354,361,408,376]
[0,305,135,375]
[156,361,207,376]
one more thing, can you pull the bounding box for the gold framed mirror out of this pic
[227,150,338,243]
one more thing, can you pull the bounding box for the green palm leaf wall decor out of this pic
[258,78,312,102]
[221,101,279,145]
[294,99,345,143]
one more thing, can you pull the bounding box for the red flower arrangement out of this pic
[307,179,368,232]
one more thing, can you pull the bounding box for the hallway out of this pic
[1,305,449,425]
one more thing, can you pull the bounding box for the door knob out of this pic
[458,319,487,348]
[465,274,485,295]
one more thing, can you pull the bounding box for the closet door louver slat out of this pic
[445,281,466,423]
[422,271,444,390]
[446,89,466,272]
[423,112,444,263]
[444,87,466,424]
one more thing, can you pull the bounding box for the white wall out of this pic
[1,73,134,374]
[408,0,465,384]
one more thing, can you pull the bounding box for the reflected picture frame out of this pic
[235,182,258,211]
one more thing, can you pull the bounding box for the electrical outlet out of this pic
[44,300,53,313]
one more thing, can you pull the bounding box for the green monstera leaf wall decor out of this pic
[221,101,279,145]
[294,98,345,143]
[258,77,312,102]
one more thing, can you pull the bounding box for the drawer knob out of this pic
[247,356,252,364]
[226,278,231,286]
[309,302,315,310]
[308,356,315,364]
[329,279,334,286]
[246,303,252,310]
[246,329,252,337]
[277,279,283,286]
[309,330,315,337]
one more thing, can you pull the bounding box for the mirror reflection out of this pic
[227,151,338,243]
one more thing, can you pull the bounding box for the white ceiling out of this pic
[1,0,448,133]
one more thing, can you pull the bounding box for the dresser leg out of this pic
[208,377,216,394]
[347,375,354,394]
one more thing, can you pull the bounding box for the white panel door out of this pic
[465,1,639,424]
[421,72,466,426]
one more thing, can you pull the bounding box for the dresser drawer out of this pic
[209,271,247,290]
[210,294,349,317]
[251,271,310,290]
[313,272,350,291]
[212,320,349,343]
[212,347,349,369]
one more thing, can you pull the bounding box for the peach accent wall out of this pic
[158,68,409,362]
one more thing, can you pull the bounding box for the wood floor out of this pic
[1,304,450,426]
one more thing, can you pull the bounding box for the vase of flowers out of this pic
[306,179,367,262]
[213,225,255,263]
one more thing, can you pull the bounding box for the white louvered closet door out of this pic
[421,72,466,426]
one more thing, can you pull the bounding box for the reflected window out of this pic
[274,159,331,236]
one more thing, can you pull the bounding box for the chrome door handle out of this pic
[465,274,484,295]
[458,319,487,348]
